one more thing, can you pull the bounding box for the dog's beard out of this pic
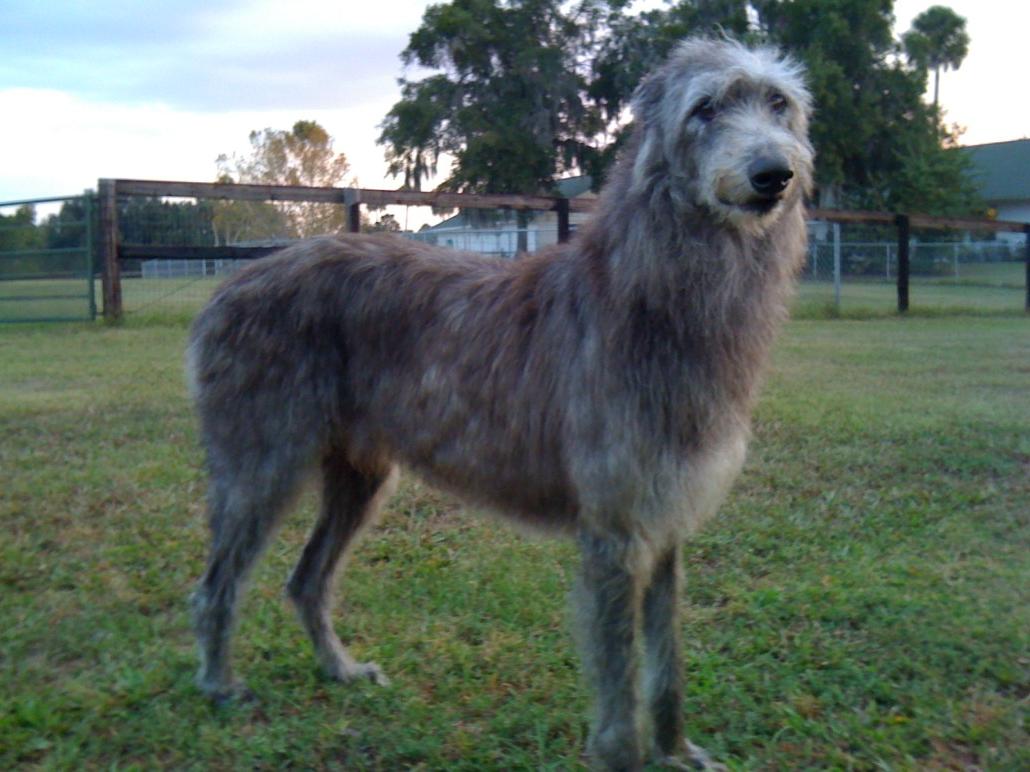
[703,180,790,235]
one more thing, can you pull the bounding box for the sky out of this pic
[1,0,1027,224]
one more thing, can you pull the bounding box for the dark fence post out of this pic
[98,179,122,323]
[895,213,910,313]
[556,197,570,244]
[1024,224,1029,313]
[347,203,361,233]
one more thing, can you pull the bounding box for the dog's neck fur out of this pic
[574,132,807,445]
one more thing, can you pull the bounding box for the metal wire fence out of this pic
[111,191,304,320]
[120,233,1029,321]
[117,226,1026,322]
[799,221,1026,316]
[8,181,1025,323]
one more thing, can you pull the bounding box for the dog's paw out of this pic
[656,741,727,771]
[324,659,391,687]
[588,724,643,771]
[352,661,391,687]
[201,681,257,708]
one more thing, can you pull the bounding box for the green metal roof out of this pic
[962,139,1030,201]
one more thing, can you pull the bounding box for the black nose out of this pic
[748,158,794,197]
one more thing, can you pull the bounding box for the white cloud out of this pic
[200,0,429,42]
[0,1,440,200]
[0,86,443,228]
[0,0,427,111]
[0,88,400,192]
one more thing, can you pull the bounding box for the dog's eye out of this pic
[690,98,717,123]
[769,92,789,114]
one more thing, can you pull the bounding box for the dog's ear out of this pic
[631,71,665,128]
[630,71,667,192]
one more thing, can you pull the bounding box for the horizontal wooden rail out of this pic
[112,178,1026,231]
[804,208,1027,232]
[805,208,894,226]
[906,213,1027,233]
[112,179,584,212]
[348,187,590,213]
[114,179,347,204]
[119,245,285,261]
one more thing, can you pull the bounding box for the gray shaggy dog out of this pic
[188,37,813,771]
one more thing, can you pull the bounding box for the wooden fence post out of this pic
[347,203,361,233]
[556,198,570,244]
[98,179,122,322]
[895,213,910,313]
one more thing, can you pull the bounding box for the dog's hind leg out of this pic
[576,529,645,771]
[286,450,397,686]
[192,456,306,703]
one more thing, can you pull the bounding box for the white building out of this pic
[411,176,596,258]
[963,139,1030,244]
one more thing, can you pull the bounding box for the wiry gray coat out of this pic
[189,37,813,771]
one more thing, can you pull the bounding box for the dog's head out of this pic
[630,37,814,234]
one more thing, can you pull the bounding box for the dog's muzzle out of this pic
[746,156,794,211]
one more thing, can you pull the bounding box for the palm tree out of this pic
[902,5,970,112]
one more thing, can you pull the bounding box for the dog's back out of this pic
[188,234,586,527]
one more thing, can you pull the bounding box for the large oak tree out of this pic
[380,0,981,216]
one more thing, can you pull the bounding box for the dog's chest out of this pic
[650,428,749,546]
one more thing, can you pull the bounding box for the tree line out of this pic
[0,201,99,277]
[212,1,979,242]
[379,0,979,216]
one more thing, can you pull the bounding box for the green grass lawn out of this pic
[926,260,1025,288]
[100,276,1028,327]
[114,265,1025,322]
[1,316,1027,769]
[794,278,1025,317]
[116,273,1024,324]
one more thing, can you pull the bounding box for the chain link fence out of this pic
[119,220,1029,322]
[800,221,1026,316]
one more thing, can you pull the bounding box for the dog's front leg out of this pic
[576,528,645,771]
[643,546,684,757]
[643,546,727,772]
